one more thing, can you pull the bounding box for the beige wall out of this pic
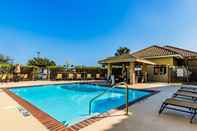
[145,57,177,82]
[152,72,169,82]
[188,58,197,81]
[147,65,169,82]
[146,57,176,66]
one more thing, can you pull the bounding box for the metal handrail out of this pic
[88,82,129,115]
[116,82,129,115]
[88,86,115,115]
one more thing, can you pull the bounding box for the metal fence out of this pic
[147,65,196,83]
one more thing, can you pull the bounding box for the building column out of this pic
[130,62,135,84]
[122,64,127,82]
[142,64,148,82]
[107,63,112,80]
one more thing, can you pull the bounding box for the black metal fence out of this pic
[0,66,107,82]
[147,65,197,83]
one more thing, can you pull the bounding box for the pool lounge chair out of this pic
[76,74,81,80]
[180,86,197,91]
[0,74,7,82]
[56,74,62,80]
[23,74,28,80]
[68,73,74,80]
[159,98,197,123]
[20,74,28,81]
[96,74,100,79]
[178,88,197,93]
[87,74,92,80]
[19,74,24,81]
[173,91,197,101]
[7,74,13,81]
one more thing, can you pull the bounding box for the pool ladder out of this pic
[88,82,129,115]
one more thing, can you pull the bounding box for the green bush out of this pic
[0,64,13,73]
[48,66,65,70]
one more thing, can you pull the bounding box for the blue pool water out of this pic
[10,84,151,125]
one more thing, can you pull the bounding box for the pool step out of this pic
[92,96,124,113]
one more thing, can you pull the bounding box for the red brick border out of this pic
[2,88,116,131]
[3,88,67,131]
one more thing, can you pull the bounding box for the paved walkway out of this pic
[81,85,197,131]
[0,89,49,131]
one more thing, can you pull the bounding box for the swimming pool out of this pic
[9,84,152,126]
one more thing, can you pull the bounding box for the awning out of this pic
[98,54,136,64]
[135,59,155,65]
[98,54,155,65]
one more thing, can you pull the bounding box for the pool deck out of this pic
[81,85,197,131]
[0,80,197,131]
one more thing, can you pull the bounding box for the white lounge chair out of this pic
[68,73,74,80]
[87,74,92,79]
[76,74,81,80]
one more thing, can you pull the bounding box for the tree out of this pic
[114,47,130,56]
[27,57,56,67]
[64,60,73,69]
[0,54,11,64]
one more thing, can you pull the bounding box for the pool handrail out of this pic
[88,85,115,115]
[88,82,129,115]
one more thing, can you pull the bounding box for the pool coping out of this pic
[2,83,159,131]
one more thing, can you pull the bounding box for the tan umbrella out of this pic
[14,64,21,74]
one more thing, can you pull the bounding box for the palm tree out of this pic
[114,47,130,56]
[0,54,11,64]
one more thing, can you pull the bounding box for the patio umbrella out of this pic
[14,64,21,74]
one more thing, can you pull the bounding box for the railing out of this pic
[88,85,115,115]
[88,82,129,115]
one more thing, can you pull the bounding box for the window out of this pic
[154,65,167,75]
[154,66,159,75]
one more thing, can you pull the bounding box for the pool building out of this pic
[99,45,197,84]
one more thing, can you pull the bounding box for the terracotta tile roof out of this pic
[132,45,197,59]
[132,45,177,58]
[163,45,197,58]
[99,45,197,64]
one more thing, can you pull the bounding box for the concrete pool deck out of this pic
[0,81,196,131]
[0,88,49,131]
[81,85,197,131]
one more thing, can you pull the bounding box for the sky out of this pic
[0,0,197,66]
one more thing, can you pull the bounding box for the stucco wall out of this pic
[146,57,176,82]
[188,59,197,81]
[146,57,174,66]
[147,65,169,82]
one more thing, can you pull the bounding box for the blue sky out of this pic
[0,0,197,65]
